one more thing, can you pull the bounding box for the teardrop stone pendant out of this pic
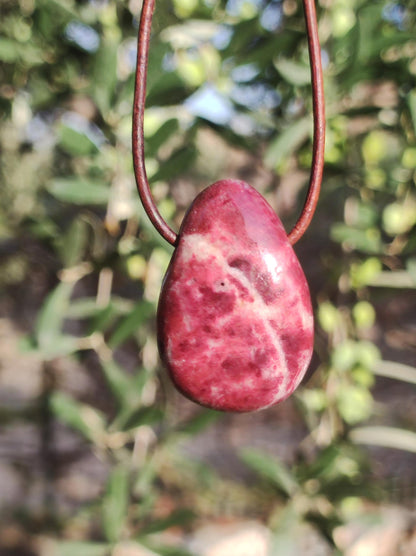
[157,179,313,412]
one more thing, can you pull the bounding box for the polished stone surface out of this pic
[157,179,313,412]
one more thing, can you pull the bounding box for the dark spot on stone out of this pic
[228,257,251,274]
[178,340,190,353]
[229,257,276,304]
[221,356,249,378]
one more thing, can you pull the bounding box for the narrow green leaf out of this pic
[28,216,59,241]
[88,303,117,334]
[350,427,416,453]
[111,368,154,430]
[108,301,154,349]
[366,270,416,288]
[131,367,153,399]
[50,392,106,444]
[102,466,129,543]
[355,5,383,65]
[150,147,197,183]
[146,118,180,155]
[140,509,195,535]
[408,89,416,135]
[147,73,188,107]
[59,218,88,267]
[122,407,163,431]
[177,409,221,435]
[240,448,298,496]
[303,445,341,481]
[264,116,311,170]
[100,358,134,405]
[47,178,109,205]
[58,124,99,156]
[40,335,80,358]
[92,37,118,114]
[66,297,134,319]
[373,360,416,386]
[35,281,75,357]
[274,57,311,86]
[65,298,101,318]
[133,459,157,498]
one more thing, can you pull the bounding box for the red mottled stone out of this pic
[157,179,313,412]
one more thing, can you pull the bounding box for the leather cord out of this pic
[132,0,325,246]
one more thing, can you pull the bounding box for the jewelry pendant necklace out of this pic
[132,0,325,412]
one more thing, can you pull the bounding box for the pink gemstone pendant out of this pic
[157,179,314,412]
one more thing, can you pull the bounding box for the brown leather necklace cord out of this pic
[132,0,177,246]
[288,0,325,245]
[132,0,325,247]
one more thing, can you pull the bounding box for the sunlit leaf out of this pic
[373,360,416,386]
[274,57,310,86]
[47,178,110,205]
[350,427,416,453]
[366,271,416,289]
[264,116,311,170]
[146,118,180,155]
[58,124,99,156]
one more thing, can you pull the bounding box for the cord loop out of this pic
[133,0,325,246]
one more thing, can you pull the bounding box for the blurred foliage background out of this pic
[1,0,416,554]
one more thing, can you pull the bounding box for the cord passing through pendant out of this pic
[132,1,325,412]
